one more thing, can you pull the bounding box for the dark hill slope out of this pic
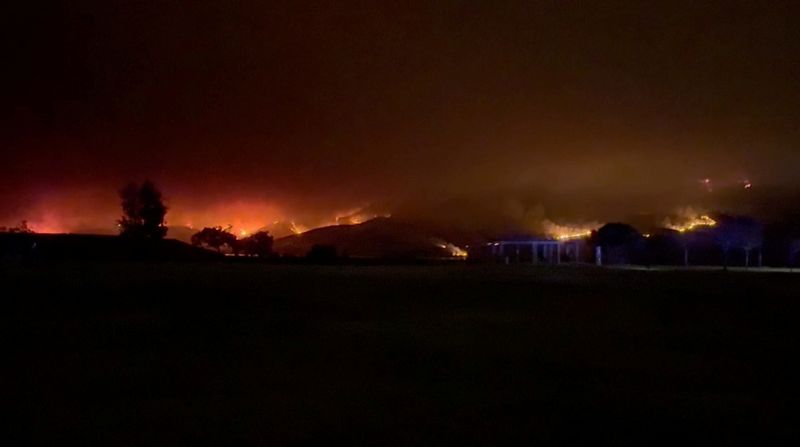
[274,218,481,258]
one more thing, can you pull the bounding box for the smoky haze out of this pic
[3,1,800,233]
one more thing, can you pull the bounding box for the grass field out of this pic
[4,262,799,444]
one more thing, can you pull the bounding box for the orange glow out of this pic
[432,239,468,258]
[24,211,100,234]
[168,200,284,237]
[24,220,66,234]
[1,189,120,235]
[664,209,716,233]
[290,221,307,234]
[332,207,391,226]
[7,201,385,238]
[664,207,717,233]
[542,220,600,241]
[2,187,403,239]
[666,215,716,232]
[171,203,392,238]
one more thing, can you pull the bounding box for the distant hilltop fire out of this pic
[9,206,721,245]
[663,211,717,233]
[534,210,718,243]
[431,239,468,258]
[0,179,748,252]
[541,220,601,241]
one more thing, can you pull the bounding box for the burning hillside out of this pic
[540,220,601,241]
[663,209,717,233]
[273,218,473,259]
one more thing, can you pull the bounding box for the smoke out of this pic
[4,178,800,239]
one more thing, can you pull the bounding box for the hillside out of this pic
[273,217,480,258]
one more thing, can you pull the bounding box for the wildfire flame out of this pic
[432,239,468,258]
[553,230,593,241]
[664,213,716,233]
[542,220,600,241]
[334,208,392,226]
[289,221,306,234]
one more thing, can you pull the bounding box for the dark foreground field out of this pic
[4,262,799,444]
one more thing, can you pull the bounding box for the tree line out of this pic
[590,217,773,268]
[189,226,274,257]
[116,180,274,257]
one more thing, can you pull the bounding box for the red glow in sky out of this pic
[3,1,800,234]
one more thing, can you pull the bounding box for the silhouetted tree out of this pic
[591,223,645,265]
[191,226,237,253]
[645,229,684,265]
[239,231,274,257]
[712,216,762,269]
[118,181,168,239]
[790,240,800,270]
[743,230,764,268]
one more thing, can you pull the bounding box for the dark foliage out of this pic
[238,231,274,257]
[710,215,763,267]
[192,227,239,253]
[592,223,642,246]
[118,181,168,239]
[790,240,800,267]
[645,229,686,265]
[591,223,645,264]
[191,226,238,253]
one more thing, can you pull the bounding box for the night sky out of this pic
[3,1,800,233]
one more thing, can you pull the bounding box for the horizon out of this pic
[4,1,800,235]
